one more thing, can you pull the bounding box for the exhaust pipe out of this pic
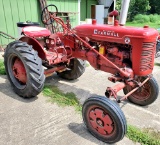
[119,0,130,25]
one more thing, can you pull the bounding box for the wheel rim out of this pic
[7,55,27,89]
[126,78,151,101]
[87,106,115,136]
[12,58,27,84]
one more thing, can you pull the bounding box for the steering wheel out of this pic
[41,4,58,25]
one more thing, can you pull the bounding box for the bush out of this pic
[133,14,150,23]
[134,14,143,22]
[133,14,160,23]
[132,21,138,24]
[149,14,156,23]
[149,14,160,23]
[143,15,150,23]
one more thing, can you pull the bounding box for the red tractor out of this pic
[4,4,159,144]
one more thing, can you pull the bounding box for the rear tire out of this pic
[4,41,45,98]
[57,58,86,80]
[123,76,159,106]
[82,96,127,144]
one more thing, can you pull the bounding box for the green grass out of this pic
[43,85,82,112]
[43,85,160,144]
[127,125,160,145]
[154,62,160,67]
[143,128,160,141]
[0,59,6,75]
[126,22,160,29]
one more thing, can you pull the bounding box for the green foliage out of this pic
[149,14,156,23]
[132,14,160,24]
[149,0,160,14]
[127,125,160,145]
[43,85,82,112]
[126,22,160,29]
[154,63,160,67]
[114,0,160,21]
[116,0,150,21]
[143,15,151,23]
[129,0,150,21]
[133,14,150,23]
[0,60,6,75]
[115,0,122,11]
[150,14,160,23]
[133,14,142,22]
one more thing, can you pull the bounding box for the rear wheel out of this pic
[4,41,45,98]
[82,96,127,144]
[123,76,159,106]
[57,58,86,80]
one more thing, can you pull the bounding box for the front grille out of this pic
[140,42,155,71]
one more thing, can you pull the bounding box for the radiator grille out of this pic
[140,42,155,71]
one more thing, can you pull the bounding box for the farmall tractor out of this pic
[4,2,159,144]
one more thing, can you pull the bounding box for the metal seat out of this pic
[22,26,51,37]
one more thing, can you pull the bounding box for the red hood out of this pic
[73,24,158,43]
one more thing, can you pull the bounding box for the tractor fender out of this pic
[19,36,46,60]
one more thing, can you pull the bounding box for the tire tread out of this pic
[4,41,45,98]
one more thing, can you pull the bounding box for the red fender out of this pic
[20,36,46,60]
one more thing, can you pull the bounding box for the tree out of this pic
[149,0,160,14]
[116,0,150,21]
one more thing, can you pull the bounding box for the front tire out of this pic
[82,96,127,144]
[123,76,159,106]
[4,41,45,98]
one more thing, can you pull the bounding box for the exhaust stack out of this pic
[119,0,130,25]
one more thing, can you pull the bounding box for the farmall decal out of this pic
[94,29,119,37]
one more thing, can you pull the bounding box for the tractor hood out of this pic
[73,24,158,43]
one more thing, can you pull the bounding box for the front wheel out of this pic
[4,41,45,98]
[123,76,159,106]
[82,96,127,144]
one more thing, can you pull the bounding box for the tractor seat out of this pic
[22,26,51,37]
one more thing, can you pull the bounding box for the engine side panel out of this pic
[74,24,158,76]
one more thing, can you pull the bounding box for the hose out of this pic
[0,31,17,40]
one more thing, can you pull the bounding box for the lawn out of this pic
[126,22,160,30]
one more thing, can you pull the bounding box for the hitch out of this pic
[105,82,126,100]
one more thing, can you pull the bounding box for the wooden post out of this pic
[38,0,54,33]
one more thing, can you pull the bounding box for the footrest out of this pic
[46,51,67,65]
